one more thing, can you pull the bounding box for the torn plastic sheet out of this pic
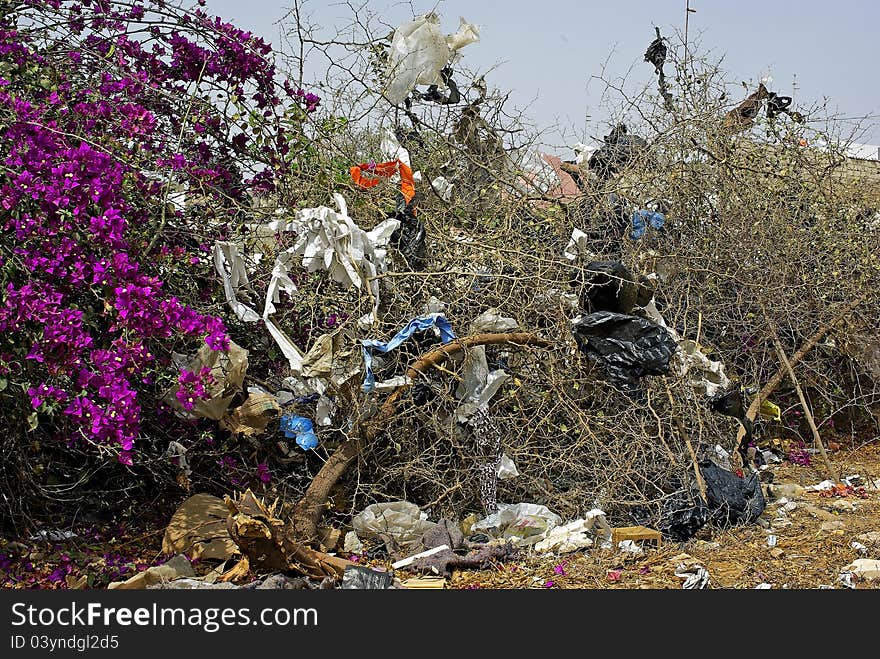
[213,242,261,323]
[165,441,191,476]
[431,175,454,202]
[351,501,437,546]
[518,150,562,194]
[351,159,416,205]
[384,14,480,106]
[643,299,731,398]
[454,345,509,422]
[471,503,562,546]
[274,193,400,328]
[423,296,446,314]
[361,313,455,393]
[573,142,598,166]
[469,308,519,334]
[213,241,305,373]
[380,128,412,170]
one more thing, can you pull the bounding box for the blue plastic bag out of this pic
[630,209,665,240]
[361,313,455,393]
[280,415,319,450]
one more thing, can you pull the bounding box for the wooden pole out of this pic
[770,329,839,483]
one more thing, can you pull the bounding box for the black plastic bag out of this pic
[571,311,678,390]
[415,66,461,105]
[766,92,793,119]
[588,124,648,180]
[390,194,426,269]
[644,27,667,75]
[578,261,653,314]
[708,384,754,463]
[700,459,766,526]
[658,488,710,542]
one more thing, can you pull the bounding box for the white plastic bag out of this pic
[471,503,562,545]
[384,14,479,105]
[352,501,437,545]
[534,519,594,553]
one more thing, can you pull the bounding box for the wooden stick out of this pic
[666,383,707,501]
[732,296,863,465]
[770,329,839,483]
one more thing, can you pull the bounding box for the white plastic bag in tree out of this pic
[496,453,519,480]
[446,17,480,52]
[384,14,479,105]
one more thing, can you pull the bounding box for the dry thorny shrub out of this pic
[219,10,880,533]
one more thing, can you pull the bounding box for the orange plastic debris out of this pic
[350,159,415,205]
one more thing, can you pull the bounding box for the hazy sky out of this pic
[203,0,880,149]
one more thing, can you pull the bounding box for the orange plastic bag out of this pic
[350,159,415,205]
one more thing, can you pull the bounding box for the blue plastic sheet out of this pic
[361,313,455,393]
[630,210,665,240]
[280,414,319,450]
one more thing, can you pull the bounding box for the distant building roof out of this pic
[844,143,880,161]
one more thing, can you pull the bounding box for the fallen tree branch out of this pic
[226,489,353,579]
[290,332,553,544]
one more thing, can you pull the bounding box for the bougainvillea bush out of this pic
[0,0,317,526]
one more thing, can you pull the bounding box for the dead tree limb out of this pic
[290,332,553,544]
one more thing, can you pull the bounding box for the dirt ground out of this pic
[3,439,879,590]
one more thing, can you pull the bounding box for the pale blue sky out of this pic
[203,0,880,149]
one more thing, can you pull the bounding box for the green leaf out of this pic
[27,412,39,432]
[0,378,6,391]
